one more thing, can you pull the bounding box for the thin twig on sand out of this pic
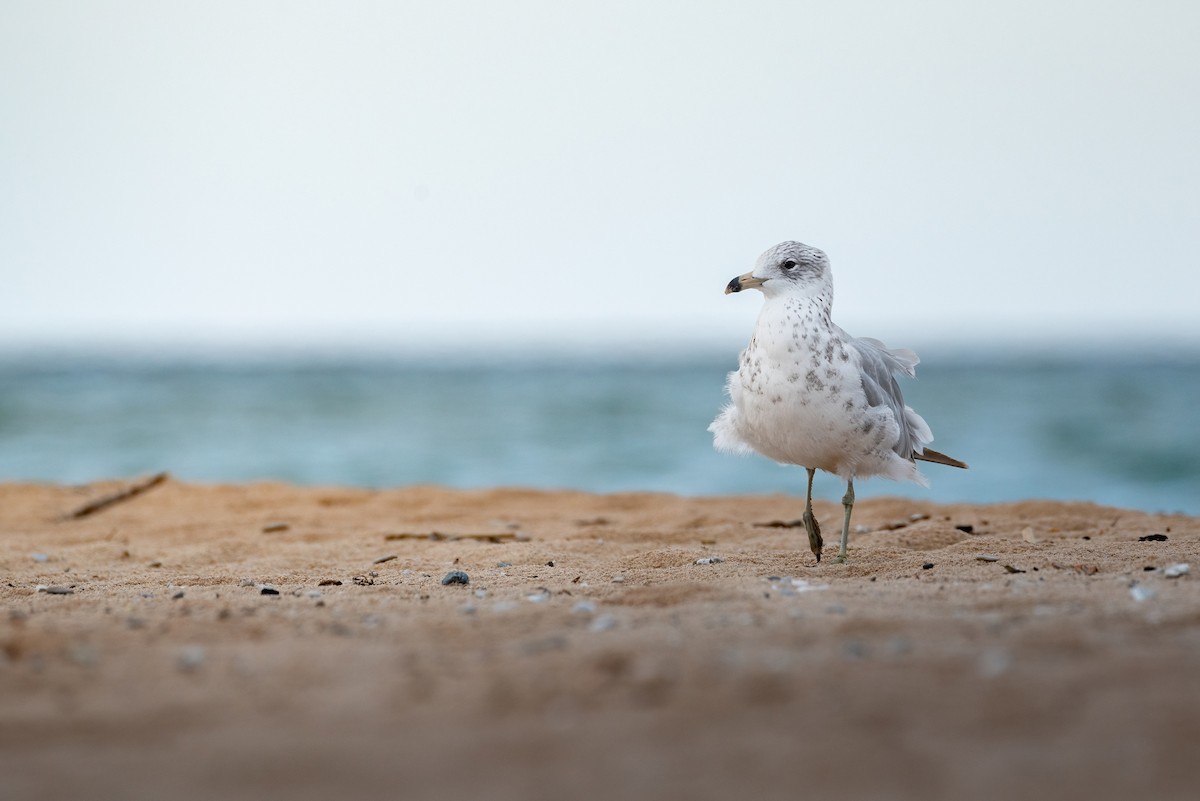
[383,531,528,544]
[65,472,170,520]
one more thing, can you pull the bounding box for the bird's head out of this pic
[725,241,832,298]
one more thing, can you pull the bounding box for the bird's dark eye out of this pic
[782,260,797,270]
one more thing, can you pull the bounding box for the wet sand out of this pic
[2,479,1197,800]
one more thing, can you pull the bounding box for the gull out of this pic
[709,241,967,563]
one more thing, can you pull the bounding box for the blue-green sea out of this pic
[1,349,1197,514]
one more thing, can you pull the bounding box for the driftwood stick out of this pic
[66,472,169,520]
[383,531,527,543]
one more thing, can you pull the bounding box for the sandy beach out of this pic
[2,477,1197,800]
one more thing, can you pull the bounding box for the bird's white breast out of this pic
[721,297,905,479]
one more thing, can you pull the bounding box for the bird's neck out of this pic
[751,293,836,360]
[765,290,833,323]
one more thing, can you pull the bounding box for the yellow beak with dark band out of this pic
[725,272,765,294]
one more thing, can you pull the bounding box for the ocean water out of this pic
[0,350,1197,515]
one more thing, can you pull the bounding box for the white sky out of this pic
[3,1,1199,353]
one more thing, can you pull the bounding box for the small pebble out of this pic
[172,590,185,600]
[572,600,597,614]
[611,575,625,584]
[695,557,722,565]
[305,590,322,599]
[496,562,512,568]
[1022,527,1038,543]
[978,648,1012,678]
[1003,564,1026,574]
[1138,533,1168,542]
[441,570,470,586]
[766,576,782,582]
[842,639,869,660]
[261,522,290,533]
[318,579,342,586]
[976,555,1000,562]
[70,645,98,667]
[239,579,255,587]
[1163,563,1190,578]
[40,585,74,595]
[373,555,398,564]
[922,562,934,570]
[954,524,975,534]
[260,586,280,596]
[32,553,49,563]
[525,589,550,603]
[177,646,207,672]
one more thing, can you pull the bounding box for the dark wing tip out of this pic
[914,448,969,469]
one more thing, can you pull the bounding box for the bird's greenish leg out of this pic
[835,479,855,563]
[802,467,823,562]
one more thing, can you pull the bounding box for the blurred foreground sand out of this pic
[2,480,1197,800]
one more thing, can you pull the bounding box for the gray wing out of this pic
[847,334,930,459]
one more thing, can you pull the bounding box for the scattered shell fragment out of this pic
[1163,563,1190,578]
[589,614,617,632]
[784,579,829,594]
[525,589,550,603]
[1022,527,1038,543]
[38,585,74,595]
[373,554,398,564]
[1129,584,1156,602]
[31,553,49,563]
[976,555,1000,562]
[695,557,722,565]
[261,522,290,533]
